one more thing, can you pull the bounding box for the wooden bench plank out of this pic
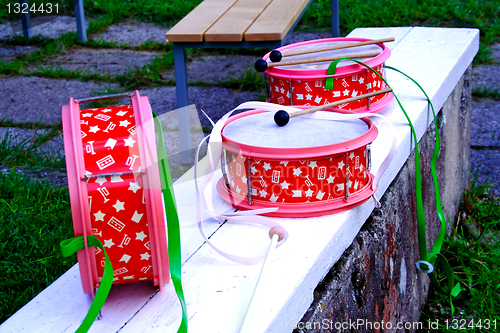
[245,0,311,41]
[204,0,273,42]
[165,0,238,42]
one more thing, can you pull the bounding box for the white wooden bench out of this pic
[0,27,478,333]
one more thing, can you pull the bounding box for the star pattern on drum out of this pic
[269,65,387,111]
[80,105,154,285]
[224,147,370,204]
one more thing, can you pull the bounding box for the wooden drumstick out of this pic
[269,37,395,62]
[274,87,393,126]
[255,51,381,72]
[239,226,285,333]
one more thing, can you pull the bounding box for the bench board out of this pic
[165,0,312,43]
[165,0,238,42]
[0,27,479,333]
[245,0,312,41]
[204,0,273,42]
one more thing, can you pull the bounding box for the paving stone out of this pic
[472,43,500,92]
[470,148,500,190]
[0,76,120,125]
[162,55,257,84]
[0,43,39,61]
[94,21,168,47]
[471,99,500,147]
[2,16,89,40]
[27,47,159,76]
[0,127,46,146]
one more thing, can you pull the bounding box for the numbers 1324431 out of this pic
[445,319,497,330]
[7,2,59,14]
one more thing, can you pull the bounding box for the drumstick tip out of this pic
[274,110,289,126]
[269,50,282,62]
[255,59,268,72]
[269,226,285,242]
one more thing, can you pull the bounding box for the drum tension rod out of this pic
[221,151,230,188]
[81,170,145,181]
[247,157,253,205]
[344,153,350,202]
[367,144,372,171]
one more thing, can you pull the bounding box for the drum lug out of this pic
[81,170,145,181]
[367,144,372,171]
[247,157,253,205]
[221,150,230,188]
[344,153,349,202]
[289,80,293,105]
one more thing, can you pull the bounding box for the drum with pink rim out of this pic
[261,37,393,112]
[216,109,379,217]
[62,91,169,294]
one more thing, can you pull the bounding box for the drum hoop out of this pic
[263,37,391,80]
[62,98,97,295]
[216,172,378,218]
[221,109,378,160]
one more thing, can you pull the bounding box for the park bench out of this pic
[0,26,478,332]
[165,0,339,163]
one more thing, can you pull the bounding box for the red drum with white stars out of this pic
[62,92,169,294]
[263,38,393,113]
[216,109,379,217]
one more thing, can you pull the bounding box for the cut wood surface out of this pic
[165,0,238,42]
[204,0,273,42]
[245,0,312,41]
[0,27,479,333]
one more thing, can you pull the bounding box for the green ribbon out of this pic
[60,235,113,333]
[152,110,188,333]
[325,59,461,313]
[60,111,188,332]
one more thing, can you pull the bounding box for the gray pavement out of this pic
[0,17,498,192]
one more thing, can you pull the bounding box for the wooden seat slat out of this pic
[165,0,238,42]
[204,0,273,42]
[245,0,311,41]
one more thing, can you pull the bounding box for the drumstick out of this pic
[255,51,380,72]
[274,87,393,126]
[239,227,285,333]
[269,37,395,62]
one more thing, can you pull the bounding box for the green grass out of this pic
[419,173,500,332]
[472,87,500,101]
[0,125,65,169]
[0,168,75,324]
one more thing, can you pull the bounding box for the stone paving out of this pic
[0,17,498,191]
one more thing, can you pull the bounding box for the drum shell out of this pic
[264,38,393,113]
[62,97,169,294]
[217,110,379,217]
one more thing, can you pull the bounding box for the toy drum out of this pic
[262,38,392,113]
[62,91,169,294]
[216,109,379,217]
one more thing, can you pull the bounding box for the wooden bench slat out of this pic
[165,0,238,42]
[204,0,273,42]
[245,0,311,41]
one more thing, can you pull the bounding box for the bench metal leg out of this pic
[173,43,193,164]
[331,0,340,37]
[74,0,87,42]
[20,1,32,38]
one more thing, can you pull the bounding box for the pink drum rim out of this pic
[221,109,378,160]
[263,37,391,80]
[265,92,394,114]
[130,91,170,290]
[216,172,377,217]
[62,99,96,295]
